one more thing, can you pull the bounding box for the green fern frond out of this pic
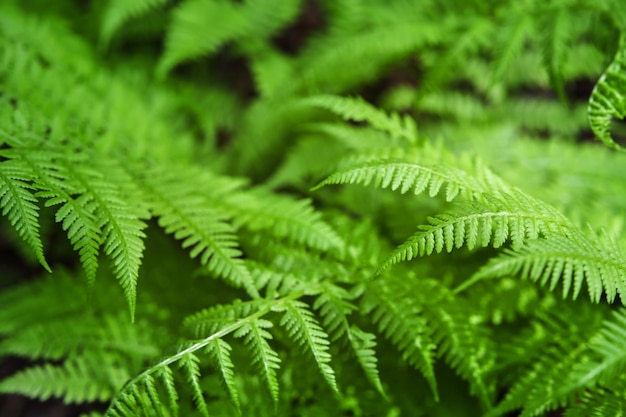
[31,156,102,284]
[293,22,446,94]
[0,356,122,403]
[304,95,418,143]
[542,10,570,102]
[0,142,101,283]
[489,309,601,417]
[86,172,147,320]
[492,15,533,85]
[561,309,626,397]
[157,0,248,76]
[469,232,626,303]
[313,158,506,202]
[100,0,169,46]
[107,311,261,417]
[235,318,281,406]
[428,301,495,409]
[277,300,339,395]
[349,325,386,398]
[224,190,344,252]
[361,281,438,400]
[139,168,258,298]
[158,0,300,78]
[207,338,240,414]
[588,33,626,151]
[185,298,267,338]
[564,384,626,417]
[312,283,386,397]
[380,191,572,272]
[0,159,49,271]
[180,353,210,417]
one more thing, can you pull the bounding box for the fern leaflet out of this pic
[277,300,339,395]
[207,338,240,413]
[100,0,169,46]
[313,159,505,202]
[380,191,572,272]
[469,232,626,303]
[234,318,281,406]
[139,167,258,298]
[304,95,418,143]
[0,159,49,271]
[588,33,626,151]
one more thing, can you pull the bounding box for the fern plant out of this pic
[3,0,626,416]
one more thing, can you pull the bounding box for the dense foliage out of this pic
[2,0,626,416]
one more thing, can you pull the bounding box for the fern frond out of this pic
[428,301,495,408]
[277,300,338,395]
[185,299,267,337]
[180,353,209,417]
[292,22,446,94]
[0,159,49,271]
[470,232,626,303]
[31,156,102,284]
[312,283,386,397]
[224,190,344,252]
[100,0,169,46]
[380,191,572,272]
[85,171,147,320]
[313,159,506,202]
[304,95,417,143]
[107,311,263,417]
[542,10,570,102]
[564,384,626,417]
[561,309,626,396]
[361,281,438,400]
[492,16,533,84]
[349,325,386,398]
[0,356,121,403]
[588,33,626,151]
[207,338,240,414]
[157,0,249,77]
[139,167,258,298]
[235,318,281,406]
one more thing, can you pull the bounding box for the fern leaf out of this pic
[100,0,169,46]
[542,10,570,102]
[277,300,339,395]
[313,284,386,397]
[470,232,626,303]
[313,159,504,202]
[349,325,386,398]
[224,190,344,252]
[562,309,626,395]
[588,33,626,151]
[157,0,249,77]
[96,188,147,321]
[157,365,179,417]
[235,318,281,406]
[380,191,572,272]
[304,95,418,143]
[492,16,532,84]
[139,169,257,298]
[362,281,438,400]
[564,385,626,417]
[0,160,49,271]
[428,303,494,408]
[39,190,101,285]
[206,338,240,413]
[0,356,118,403]
[180,353,209,417]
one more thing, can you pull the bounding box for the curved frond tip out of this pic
[588,33,626,151]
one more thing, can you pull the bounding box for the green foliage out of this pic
[2,0,626,416]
